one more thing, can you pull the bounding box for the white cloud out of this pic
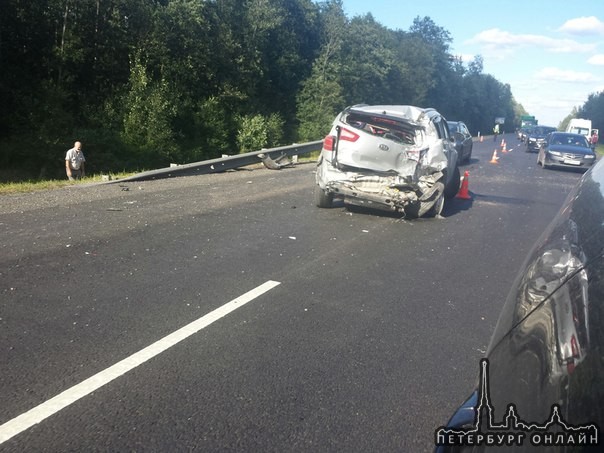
[588,54,604,65]
[534,67,599,83]
[558,16,604,35]
[467,28,596,54]
[515,93,584,126]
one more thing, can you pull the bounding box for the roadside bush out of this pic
[236,114,268,153]
[236,113,285,153]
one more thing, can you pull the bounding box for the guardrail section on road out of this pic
[112,141,323,182]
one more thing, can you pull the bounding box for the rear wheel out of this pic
[406,181,445,219]
[314,185,333,208]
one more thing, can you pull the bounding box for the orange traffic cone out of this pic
[480,135,484,143]
[456,171,472,200]
[501,141,508,153]
[489,150,499,164]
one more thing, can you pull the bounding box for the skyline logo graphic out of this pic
[435,359,599,448]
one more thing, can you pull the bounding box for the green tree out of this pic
[296,66,344,141]
[122,55,178,166]
[191,96,234,160]
[236,112,284,153]
[578,91,604,142]
[408,16,456,113]
[468,55,484,75]
[559,106,579,131]
[388,31,435,105]
[0,0,540,180]
[296,0,346,141]
[265,113,285,147]
[339,14,398,104]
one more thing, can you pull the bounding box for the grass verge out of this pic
[0,172,137,195]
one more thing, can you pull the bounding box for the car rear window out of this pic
[344,111,418,145]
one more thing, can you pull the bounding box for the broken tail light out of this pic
[323,135,336,151]
[323,128,360,151]
[340,127,360,143]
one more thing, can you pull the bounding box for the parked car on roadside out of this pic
[314,105,460,218]
[436,157,604,452]
[526,126,557,152]
[537,131,597,171]
[447,121,473,164]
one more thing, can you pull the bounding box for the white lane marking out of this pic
[0,280,281,444]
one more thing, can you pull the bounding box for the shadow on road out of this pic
[469,193,533,206]
[442,196,473,217]
[460,157,480,166]
[328,197,474,221]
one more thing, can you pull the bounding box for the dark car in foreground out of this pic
[447,121,473,164]
[436,158,604,452]
[537,132,597,171]
[525,126,557,152]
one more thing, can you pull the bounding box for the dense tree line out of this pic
[579,93,604,143]
[1,0,528,181]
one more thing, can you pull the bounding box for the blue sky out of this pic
[341,0,604,128]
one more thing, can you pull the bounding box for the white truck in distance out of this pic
[566,118,592,138]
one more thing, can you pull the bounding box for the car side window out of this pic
[435,118,449,140]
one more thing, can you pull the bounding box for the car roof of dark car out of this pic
[552,132,584,138]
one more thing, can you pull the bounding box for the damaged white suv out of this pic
[314,105,461,218]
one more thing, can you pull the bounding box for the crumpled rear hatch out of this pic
[329,106,447,178]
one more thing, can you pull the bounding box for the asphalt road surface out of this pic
[0,133,588,452]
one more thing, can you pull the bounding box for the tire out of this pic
[444,166,461,200]
[426,192,445,217]
[314,185,333,208]
[406,200,432,219]
[406,181,445,219]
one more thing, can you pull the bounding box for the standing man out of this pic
[65,141,86,180]
[493,123,500,142]
[591,129,599,151]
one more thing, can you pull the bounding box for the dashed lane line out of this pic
[0,280,281,444]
